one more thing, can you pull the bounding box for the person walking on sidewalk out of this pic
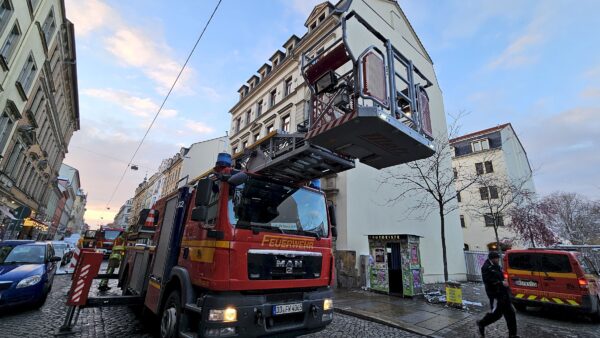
[476,251,519,338]
[98,234,125,292]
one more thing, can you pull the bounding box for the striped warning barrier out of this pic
[65,247,80,274]
[514,293,580,306]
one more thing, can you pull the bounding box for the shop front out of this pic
[18,217,50,240]
[367,234,423,297]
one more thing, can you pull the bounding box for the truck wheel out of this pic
[160,290,182,338]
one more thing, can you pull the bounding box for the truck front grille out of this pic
[247,249,322,280]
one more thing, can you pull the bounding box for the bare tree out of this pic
[507,201,558,248]
[465,171,534,253]
[379,112,478,281]
[540,192,600,245]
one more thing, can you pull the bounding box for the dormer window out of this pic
[318,13,326,23]
[310,21,317,31]
[471,138,490,152]
[273,59,278,67]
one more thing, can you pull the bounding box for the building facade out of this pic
[179,136,228,185]
[229,0,466,284]
[0,0,79,238]
[451,123,536,251]
[113,198,132,229]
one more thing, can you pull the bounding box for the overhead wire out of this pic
[104,0,223,210]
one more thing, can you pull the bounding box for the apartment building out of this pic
[0,0,79,237]
[229,0,466,285]
[113,198,132,229]
[450,123,536,251]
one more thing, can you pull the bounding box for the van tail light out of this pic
[578,277,589,289]
[503,272,508,280]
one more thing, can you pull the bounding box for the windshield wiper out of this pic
[237,221,284,234]
[298,230,321,240]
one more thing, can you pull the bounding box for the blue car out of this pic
[0,240,61,309]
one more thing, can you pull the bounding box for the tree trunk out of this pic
[439,204,448,282]
[527,224,536,248]
[493,221,501,255]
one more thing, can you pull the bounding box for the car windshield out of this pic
[228,177,329,237]
[104,230,120,240]
[0,244,45,264]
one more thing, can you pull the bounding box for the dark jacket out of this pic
[481,259,506,297]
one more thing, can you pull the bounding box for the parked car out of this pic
[504,249,600,318]
[49,241,73,266]
[0,240,61,309]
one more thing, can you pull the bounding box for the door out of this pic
[539,253,579,300]
[386,243,402,294]
[507,252,543,298]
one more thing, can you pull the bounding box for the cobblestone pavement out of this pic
[0,273,416,337]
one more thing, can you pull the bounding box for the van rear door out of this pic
[507,252,543,299]
[539,253,581,306]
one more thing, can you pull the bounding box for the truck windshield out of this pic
[228,177,329,237]
[104,230,121,240]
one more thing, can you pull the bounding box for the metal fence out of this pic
[464,250,495,282]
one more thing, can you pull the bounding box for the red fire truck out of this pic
[61,3,437,337]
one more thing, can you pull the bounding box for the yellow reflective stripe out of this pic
[181,240,230,248]
[566,299,579,306]
[515,294,525,299]
[540,297,550,302]
[552,298,564,305]
[189,247,215,263]
[527,295,537,300]
[149,280,161,289]
[545,272,577,278]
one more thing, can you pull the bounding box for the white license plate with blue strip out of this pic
[272,303,303,315]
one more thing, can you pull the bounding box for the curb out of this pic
[334,306,441,337]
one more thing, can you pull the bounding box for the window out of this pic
[242,140,248,149]
[484,161,494,173]
[232,146,237,154]
[480,186,498,200]
[541,254,572,273]
[453,168,458,179]
[17,52,38,95]
[269,89,277,107]
[4,141,22,175]
[471,139,489,152]
[0,110,14,152]
[489,186,498,199]
[318,13,326,23]
[281,115,290,132]
[0,23,20,66]
[310,21,317,31]
[484,214,503,227]
[460,215,465,228]
[257,100,263,116]
[235,117,241,133]
[27,0,39,12]
[42,7,56,44]
[205,182,220,226]
[273,58,278,67]
[508,253,540,271]
[254,132,260,143]
[245,110,251,126]
[0,0,13,37]
[475,162,484,175]
[456,191,461,203]
[284,77,292,96]
[267,124,274,133]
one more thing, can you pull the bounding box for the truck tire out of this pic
[160,290,182,338]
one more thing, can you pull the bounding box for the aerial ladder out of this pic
[235,8,435,184]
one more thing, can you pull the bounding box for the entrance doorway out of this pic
[386,243,403,295]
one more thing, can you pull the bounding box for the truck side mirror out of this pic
[195,178,212,206]
[191,206,208,222]
[328,204,337,226]
[228,172,248,186]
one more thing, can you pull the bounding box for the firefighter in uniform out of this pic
[98,234,125,291]
[476,251,519,338]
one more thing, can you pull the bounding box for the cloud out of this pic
[65,0,116,36]
[580,87,600,99]
[65,0,195,94]
[83,88,177,119]
[184,119,214,134]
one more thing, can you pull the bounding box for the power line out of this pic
[71,145,154,171]
[104,0,223,210]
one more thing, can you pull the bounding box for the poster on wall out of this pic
[374,248,385,263]
[370,268,388,293]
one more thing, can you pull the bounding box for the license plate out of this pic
[272,302,303,315]
[514,280,538,287]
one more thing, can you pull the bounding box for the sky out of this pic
[62,0,600,228]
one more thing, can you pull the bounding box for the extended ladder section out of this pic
[301,10,435,169]
[234,132,355,185]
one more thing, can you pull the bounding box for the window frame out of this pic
[284,77,292,96]
[475,162,484,175]
[0,21,21,68]
[0,0,13,39]
[484,160,494,173]
[41,6,56,44]
[269,89,277,108]
[281,115,291,132]
[460,215,465,228]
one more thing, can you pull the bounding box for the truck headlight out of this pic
[17,275,42,288]
[323,298,333,311]
[208,307,237,322]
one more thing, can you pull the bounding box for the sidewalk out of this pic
[333,288,475,337]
